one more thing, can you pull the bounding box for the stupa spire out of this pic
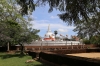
[47,24,51,32]
[44,24,55,41]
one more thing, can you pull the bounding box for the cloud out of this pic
[50,16,58,19]
[30,20,49,29]
[57,29,68,32]
[30,20,75,31]
[31,4,77,37]
[50,24,75,29]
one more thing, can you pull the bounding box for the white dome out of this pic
[44,24,55,41]
[45,32,54,38]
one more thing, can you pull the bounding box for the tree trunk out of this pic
[7,42,10,52]
[55,35,56,39]
[20,44,24,55]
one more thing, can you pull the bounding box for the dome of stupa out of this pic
[45,32,54,38]
[44,25,55,41]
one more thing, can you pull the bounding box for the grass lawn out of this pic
[0,52,49,66]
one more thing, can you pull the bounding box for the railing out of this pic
[15,41,87,51]
[24,41,81,46]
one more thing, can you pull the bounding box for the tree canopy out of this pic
[73,12,100,39]
[0,0,40,52]
[2,0,100,45]
[18,0,100,25]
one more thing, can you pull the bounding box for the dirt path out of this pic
[66,52,100,60]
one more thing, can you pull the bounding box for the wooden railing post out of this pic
[71,42,73,49]
[41,43,43,52]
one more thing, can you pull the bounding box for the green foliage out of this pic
[0,18,23,45]
[16,28,40,44]
[90,36,100,45]
[83,35,100,45]
[83,39,90,45]
[0,0,40,53]
[18,0,100,25]
[17,0,36,15]
[54,30,58,38]
[74,12,100,39]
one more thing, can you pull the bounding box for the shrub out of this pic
[83,39,90,44]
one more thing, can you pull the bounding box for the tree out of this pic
[90,36,100,45]
[16,0,35,15]
[73,12,100,39]
[15,27,40,54]
[54,30,58,39]
[73,12,100,45]
[17,0,100,25]
[0,0,26,51]
[0,0,40,54]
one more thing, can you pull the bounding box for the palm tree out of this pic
[54,30,58,39]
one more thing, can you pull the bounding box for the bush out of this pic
[83,39,90,44]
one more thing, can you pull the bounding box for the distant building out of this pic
[43,25,80,41]
[71,35,80,41]
[44,24,55,41]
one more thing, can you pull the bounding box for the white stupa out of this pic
[44,24,55,41]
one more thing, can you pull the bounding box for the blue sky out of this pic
[30,5,77,38]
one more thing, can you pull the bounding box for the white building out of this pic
[44,24,55,41]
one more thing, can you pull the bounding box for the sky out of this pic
[30,5,77,38]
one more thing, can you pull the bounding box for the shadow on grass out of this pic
[0,53,26,59]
